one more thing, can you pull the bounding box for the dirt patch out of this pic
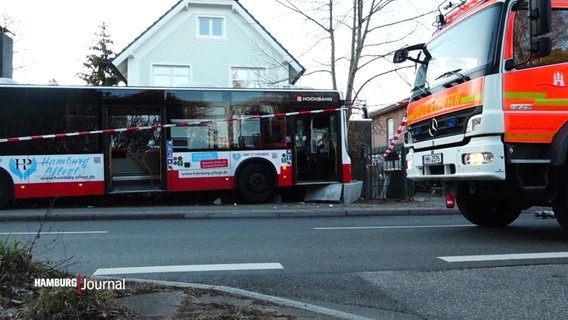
[119,282,310,320]
[2,280,324,320]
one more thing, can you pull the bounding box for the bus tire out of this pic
[456,183,521,227]
[0,171,14,209]
[237,163,275,204]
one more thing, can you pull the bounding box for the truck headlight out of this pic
[463,152,494,165]
[466,115,482,133]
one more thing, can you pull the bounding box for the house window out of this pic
[152,65,190,87]
[387,117,394,144]
[231,67,267,88]
[198,17,224,38]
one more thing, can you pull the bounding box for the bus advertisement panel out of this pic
[1,154,105,199]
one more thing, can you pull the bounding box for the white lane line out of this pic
[0,231,108,235]
[314,224,473,230]
[439,251,568,263]
[93,262,284,276]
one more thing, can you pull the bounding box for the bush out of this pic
[1,236,130,319]
[21,286,128,320]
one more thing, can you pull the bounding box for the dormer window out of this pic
[197,16,224,38]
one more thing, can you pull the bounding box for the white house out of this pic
[112,0,305,88]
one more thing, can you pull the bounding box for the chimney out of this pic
[0,29,13,79]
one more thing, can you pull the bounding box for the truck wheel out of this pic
[456,184,521,227]
[552,185,568,231]
[0,171,14,209]
[237,163,275,204]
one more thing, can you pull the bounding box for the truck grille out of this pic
[407,107,481,143]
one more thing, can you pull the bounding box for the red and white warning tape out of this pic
[382,112,407,159]
[0,107,351,143]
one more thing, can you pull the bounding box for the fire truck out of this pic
[393,0,568,230]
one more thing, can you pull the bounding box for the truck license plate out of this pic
[423,153,443,165]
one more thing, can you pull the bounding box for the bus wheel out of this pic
[0,171,14,209]
[456,184,521,227]
[237,163,275,204]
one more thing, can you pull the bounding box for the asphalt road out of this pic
[2,213,568,319]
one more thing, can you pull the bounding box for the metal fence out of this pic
[360,143,411,200]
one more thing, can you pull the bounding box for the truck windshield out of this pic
[417,4,502,93]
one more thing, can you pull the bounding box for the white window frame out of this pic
[387,117,394,143]
[151,64,191,87]
[231,67,267,88]
[197,16,225,38]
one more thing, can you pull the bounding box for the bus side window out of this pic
[261,119,286,148]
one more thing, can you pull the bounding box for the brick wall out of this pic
[370,102,407,148]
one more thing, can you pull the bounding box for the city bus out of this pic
[0,84,357,208]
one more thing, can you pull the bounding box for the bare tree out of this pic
[270,0,434,110]
[1,14,16,36]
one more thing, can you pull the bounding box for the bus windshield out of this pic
[418,4,502,92]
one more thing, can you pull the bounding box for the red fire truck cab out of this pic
[394,0,568,230]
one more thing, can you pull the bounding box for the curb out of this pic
[0,206,460,222]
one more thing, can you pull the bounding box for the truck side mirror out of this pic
[393,49,408,64]
[531,36,552,58]
[529,0,551,37]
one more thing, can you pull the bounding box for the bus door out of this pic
[293,113,339,182]
[105,106,165,193]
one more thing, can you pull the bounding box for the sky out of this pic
[0,0,437,109]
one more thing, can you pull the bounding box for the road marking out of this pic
[439,251,568,263]
[314,224,473,230]
[93,262,284,276]
[0,231,108,235]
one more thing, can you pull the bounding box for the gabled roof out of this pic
[112,0,305,84]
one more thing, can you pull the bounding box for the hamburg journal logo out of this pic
[34,275,126,294]
[9,158,37,180]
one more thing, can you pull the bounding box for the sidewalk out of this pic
[0,193,459,222]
